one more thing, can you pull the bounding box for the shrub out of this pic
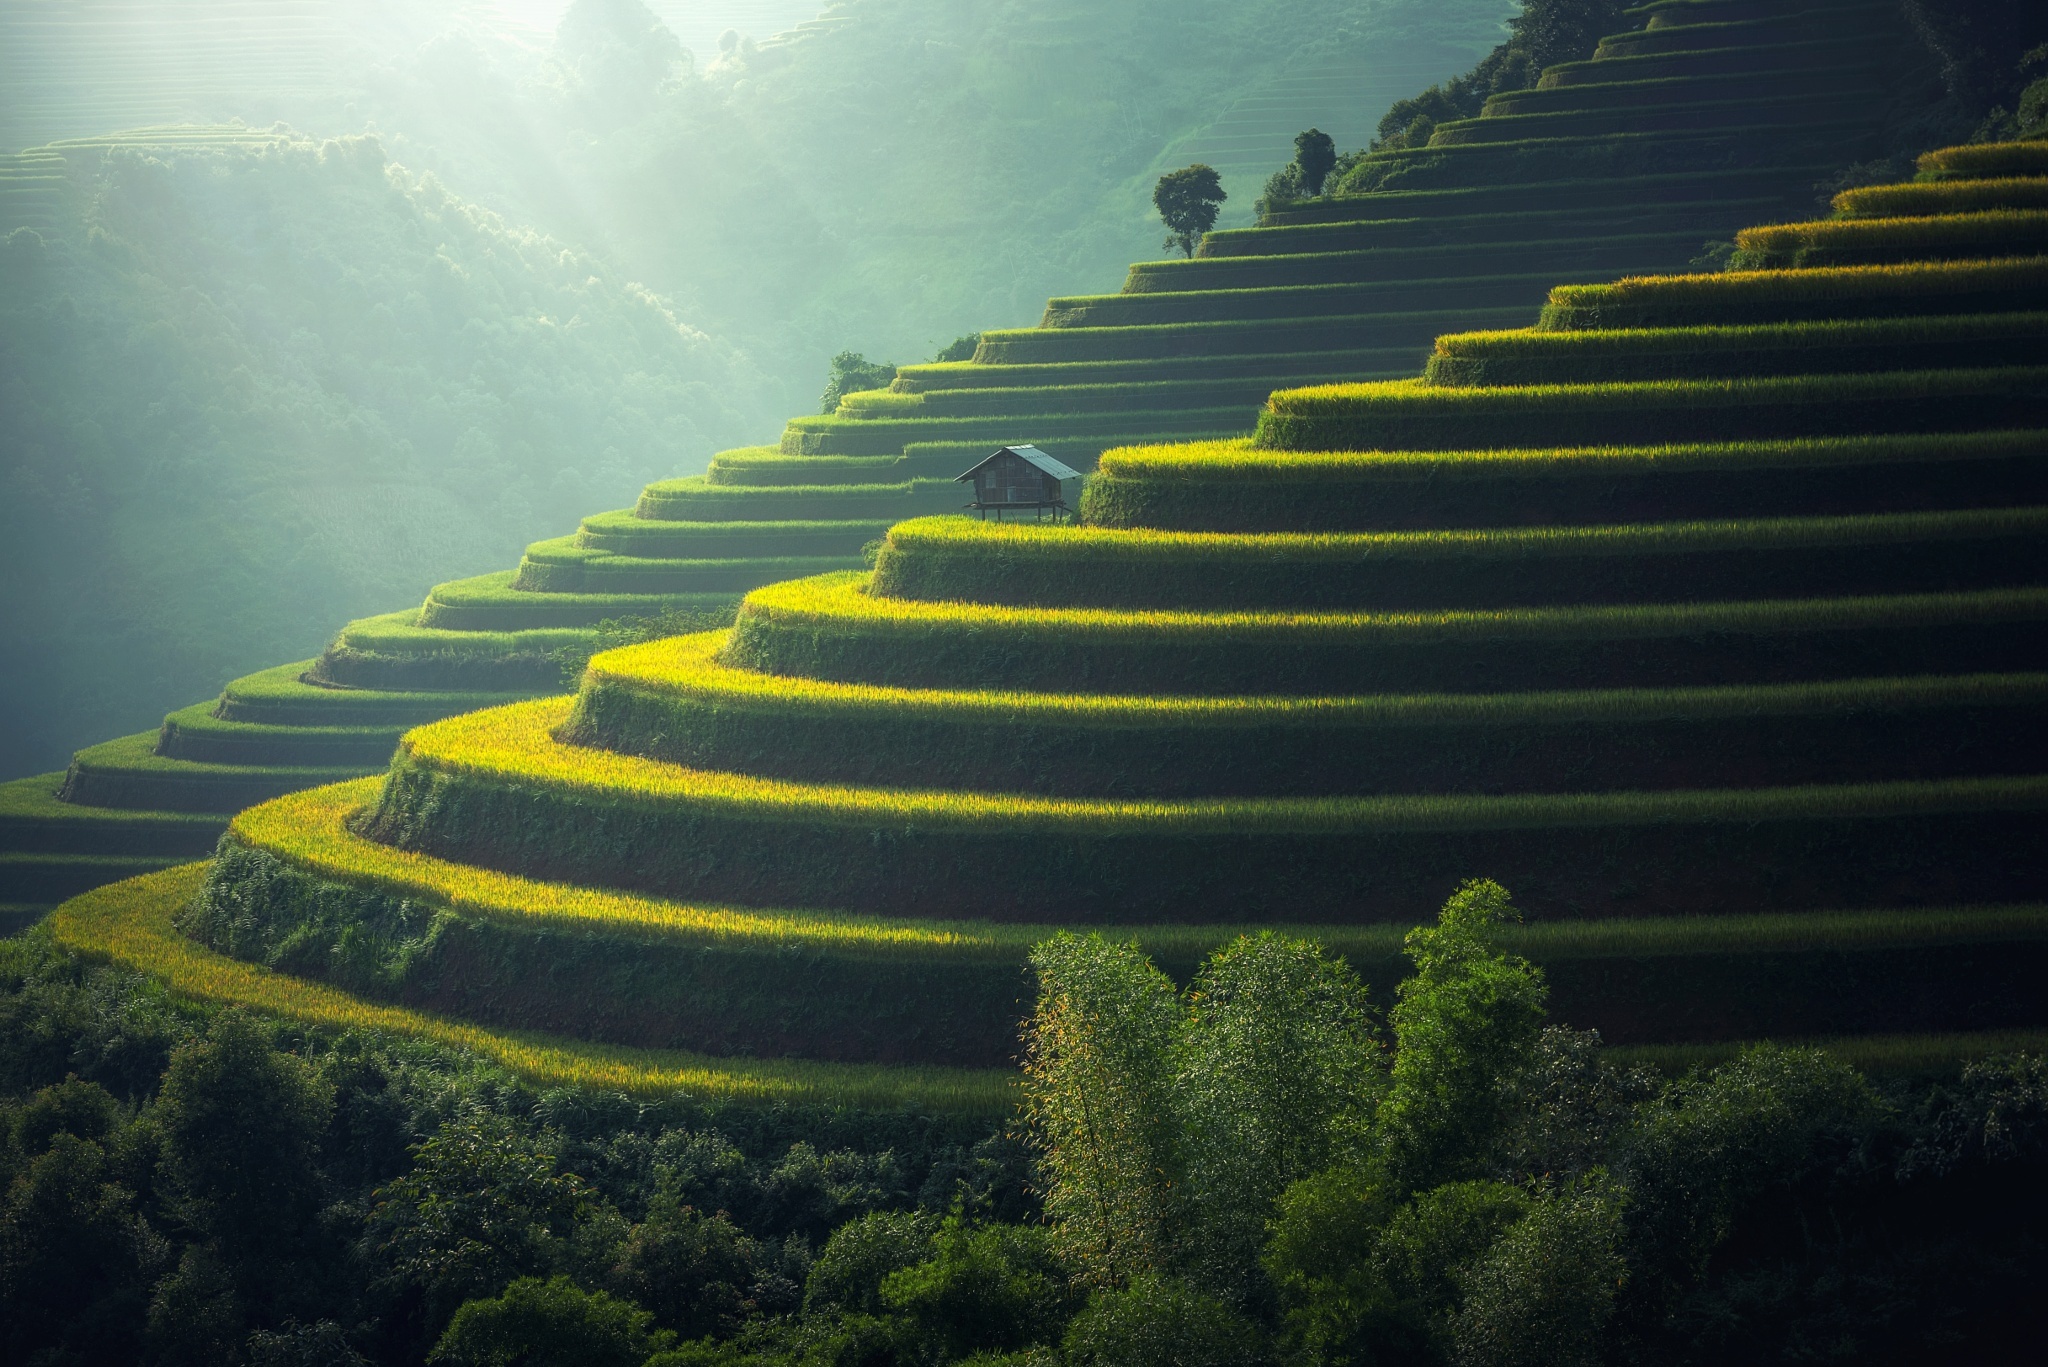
[805,1210,938,1315]
[818,351,896,414]
[1449,1177,1625,1367]
[428,1277,673,1367]
[880,1216,1079,1361]
[1061,1275,1263,1367]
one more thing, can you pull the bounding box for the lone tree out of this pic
[1154,164,1226,258]
[1293,128,1337,197]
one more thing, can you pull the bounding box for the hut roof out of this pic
[953,444,1083,484]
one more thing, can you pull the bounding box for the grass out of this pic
[141,783,2048,968]
[45,864,1015,1114]
[1081,430,2048,532]
[417,571,744,631]
[974,308,1524,364]
[312,612,596,692]
[1091,429,2044,484]
[866,506,2048,611]
[363,696,2048,923]
[590,631,2048,736]
[167,791,2048,1065]
[1429,94,1845,146]
[836,378,1338,418]
[1118,233,1712,293]
[1039,271,1599,330]
[572,631,2048,799]
[778,409,1246,458]
[634,477,963,522]
[1731,211,2048,269]
[1422,311,2048,386]
[3,853,193,904]
[575,511,893,558]
[1294,167,1833,226]
[511,542,854,596]
[59,731,373,814]
[1477,70,1885,118]
[1208,198,1790,258]
[1251,366,2048,453]
[705,452,907,487]
[1916,140,2048,181]
[1536,257,2048,329]
[1534,34,1896,87]
[889,350,1419,389]
[326,610,593,655]
[211,661,531,727]
[387,694,2048,839]
[0,772,224,854]
[1833,178,2048,219]
[155,702,403,767]
[196,783,2048,1056]
[729,570,2048,695]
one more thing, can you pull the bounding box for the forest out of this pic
[7,884,2046,1366]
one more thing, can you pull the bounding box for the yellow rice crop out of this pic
[590,631,2048,733]
[217,788,2048,967]
[741,571,2048,649]
[1089,430,2042,482]
[394,693,2048,836]
[882,507,2048,561]
[45,864,1017,1113]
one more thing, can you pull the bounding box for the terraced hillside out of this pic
[61,138,2042,1098]
[424,0,1928,643]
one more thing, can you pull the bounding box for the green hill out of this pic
[0,127,776,784]
[43,135,2048,1099]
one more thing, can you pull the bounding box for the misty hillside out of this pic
[0,131,773,776]
[0,0,1507,777]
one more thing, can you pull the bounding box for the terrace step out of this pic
[198,782,2048,1063]
[725,573,2048,697]
[1251,366,2048,455]
[57,731,373,814]
[415,570,744,632]
[1081,431,2048,533]
[359,696,2048,925]
[574,631,2048,800]
[865,507,2048,612]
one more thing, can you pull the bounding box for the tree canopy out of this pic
[1153,164,1228,259]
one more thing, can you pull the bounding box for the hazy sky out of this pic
[488,0,825,61]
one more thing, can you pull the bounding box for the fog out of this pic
[0,0,1510,776]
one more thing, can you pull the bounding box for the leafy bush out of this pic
[820,352,899,415]
[430,1276,673,1367]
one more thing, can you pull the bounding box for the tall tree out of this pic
[1176,933,1383,1299]
[1293,129,1338,196]
[1023,934,1182,1287]
[1154,164,1227,258]
[1376,879,1548,1194]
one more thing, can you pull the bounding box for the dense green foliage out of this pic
[1367,0,1631,154]
[15,885,2042,1365]
[0,927,1027,1366]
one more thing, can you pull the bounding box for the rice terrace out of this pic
[3,1,2047,1363]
